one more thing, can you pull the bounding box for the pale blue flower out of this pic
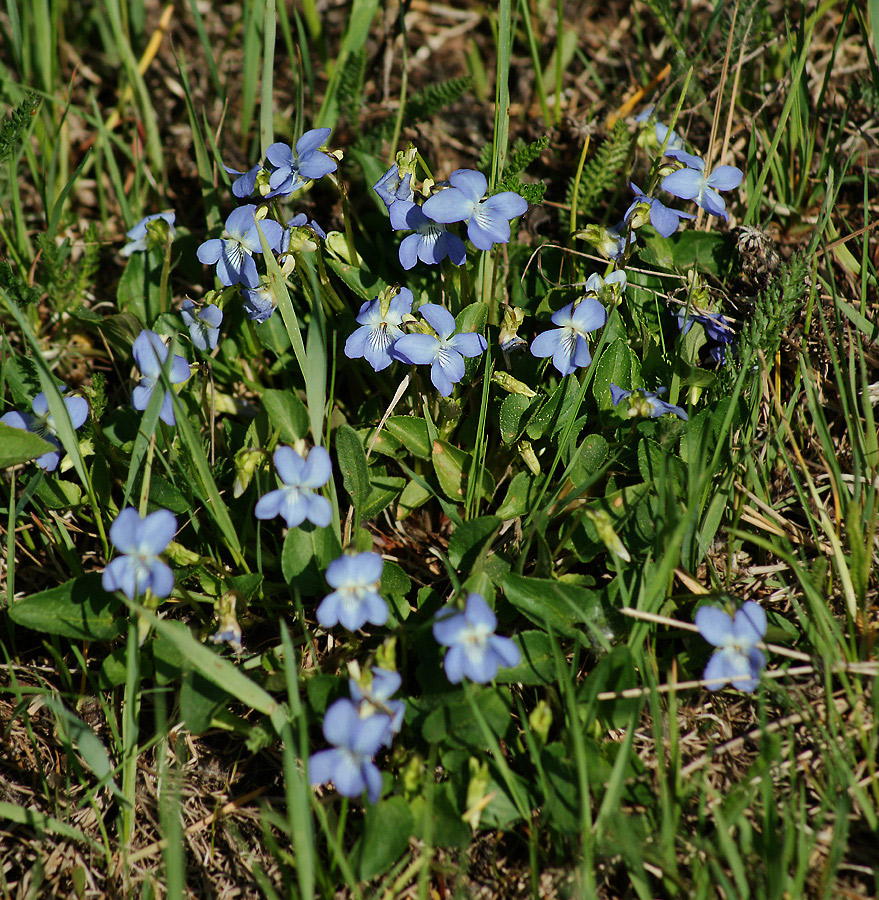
[316,552,387,631]
[393,303,487,396]
[695,601,767,692]
[390,200,466,270]
[610,384,688,421]
[349,668,405,748]
[635,107,685,152]
[131,330,191,426]
[421,169,527,252]
[344,288,413,371]
[196,205,283,289]
[662,148,743,220]
[265,128,337,198]
[530,294,607,376]
[102,507,176,599]
[1,389,89,472]
[674,309,735,365]
[254,445,332,529]
[625,182,695,238]
[433,593,521,684]
[308,698,390,803]
[181,299,223,351]
[122,212,176,256]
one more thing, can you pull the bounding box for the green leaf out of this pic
[8,574,125,641]
[577,647,641,730]
[397,478,431,518]
[358,796,415,880]
[670,228,734,278]
[282,525,343,595]
[180,669,228,734]
[432,439,494,501]
[384,416,431,459]
[500,572,605,639]
[262,389,309,443]
[335,423,370,510]
[422,687,512,746]
[495,471,535,520]
[0,421,56,468]
[115,247,163,324]
[499,393,532,444]
[362,475,406,519]
[381,560,411,598]
[494,630,555,684]
[448,516,500,570]
[592,339,642,410]
[125,605,286,734]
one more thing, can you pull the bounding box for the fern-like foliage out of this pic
[0,261,41,307]
[337,49,367,133]
[714,252,808,397]
[403,76,472,124]
[564,120,632,226]
[36,224,102,315]
[0,92,41,165]
[357,76,473,154]
[490,135,550,204]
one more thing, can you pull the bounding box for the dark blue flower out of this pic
[374,163,414,210]
[196,205,283,288]
[265,128,337,198]
[308,698,390,803]
[433,594,521,684]
[695,601,767,692]
[610,384,688,421]
[393,303,487,396]
[421,169,527,252]
[131,330,191,426]
[102,507,176,599]
[1,389,89,471]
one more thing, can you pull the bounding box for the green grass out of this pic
[0,0,877,897]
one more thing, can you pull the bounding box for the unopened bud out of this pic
[233,447,266,497]
[491,370,537,397]
[584,508,631,562]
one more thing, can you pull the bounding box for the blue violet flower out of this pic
[662,148,743,220]
[610,384,689,421]
[122,211,176,256]
[181,299,223,351]
[265,128,337,198]
[390,200,466,270]
[254,445,332,529]
[317,552,387,632]
[349,668,405,748]
[374,163,414,210]
[695,600,767,692]
[345,287,413,372]
[1,389,89,472]
[196,205,283,289]
[421,169,527,252]
[626,182,695,238]
[394,303,487,396]
[308,698,390,803]
[530,294,607,376]
[433,593,521,684]
[131,330,191,426]
[102,507,177,599]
